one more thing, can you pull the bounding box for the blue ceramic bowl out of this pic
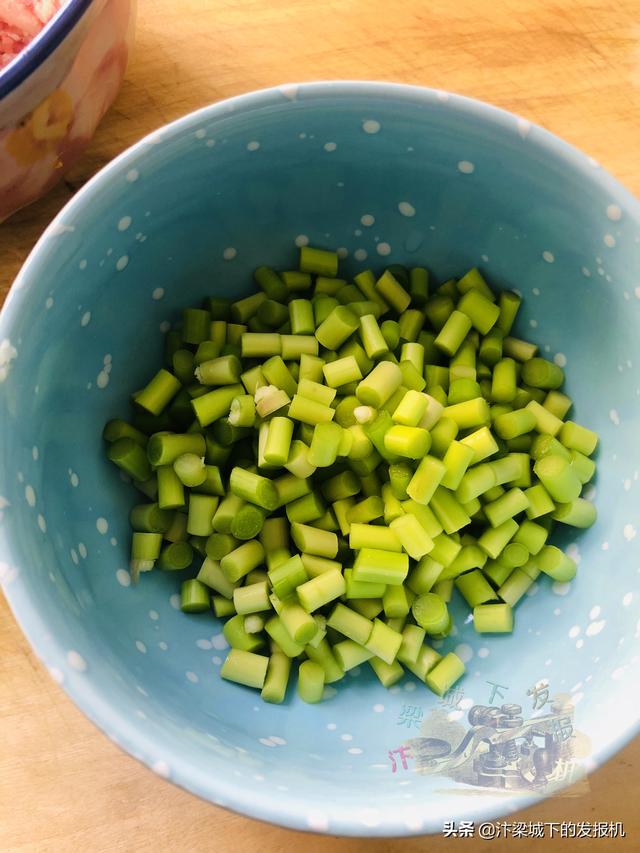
[1,82,639,836]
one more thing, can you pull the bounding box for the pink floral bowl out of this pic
[0,0,136,222]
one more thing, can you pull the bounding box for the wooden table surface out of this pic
[1,0,639,849]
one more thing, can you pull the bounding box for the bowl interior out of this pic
[1,83,639,836]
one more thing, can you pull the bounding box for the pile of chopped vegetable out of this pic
[103,248,598,704]
[0,1,66,69]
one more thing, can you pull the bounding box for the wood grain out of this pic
[1,0,639,849]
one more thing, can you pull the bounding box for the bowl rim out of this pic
[0,0,94,100]
[1,80,639,836]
